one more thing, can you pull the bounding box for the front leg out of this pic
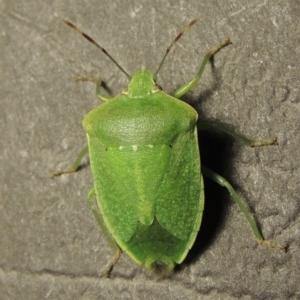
[173,38,232,99]
[75,76,112,102]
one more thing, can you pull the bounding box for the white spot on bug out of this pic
[119,146,124,150]
[132,145,138,151]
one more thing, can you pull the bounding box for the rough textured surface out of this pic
[1,1,299,299]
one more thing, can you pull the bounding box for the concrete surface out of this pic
[1,0,299,299]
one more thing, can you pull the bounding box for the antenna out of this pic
[154,19,199,81]
[63,20,131,79]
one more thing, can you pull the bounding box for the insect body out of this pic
[53,19,287,277]
[84,69,202,275]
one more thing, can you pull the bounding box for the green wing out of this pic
[85,91,203,267]
[88,127,203,265]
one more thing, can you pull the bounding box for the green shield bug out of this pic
[53,19,288,277]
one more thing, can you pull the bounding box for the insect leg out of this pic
[173,38,232,99]
[198,121,278,147]
[87,188,122,277]
[51,144,89,177]
[75,76,112,102]
[201,165,288,252]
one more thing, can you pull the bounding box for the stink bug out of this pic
[52,19,287,277]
